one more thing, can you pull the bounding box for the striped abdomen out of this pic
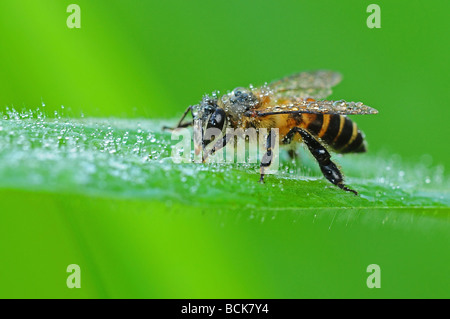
[298,113,366,153]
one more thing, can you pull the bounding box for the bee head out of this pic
[193,95,228,150]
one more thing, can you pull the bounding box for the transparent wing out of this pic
[252,99,378,116]
[268,70,342,99]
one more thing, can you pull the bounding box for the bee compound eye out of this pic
[207,108,226,131]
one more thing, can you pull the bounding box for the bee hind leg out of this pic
[283,127,357,195]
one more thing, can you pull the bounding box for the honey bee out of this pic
[165,70,378,195]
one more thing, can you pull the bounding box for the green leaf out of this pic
[0,109,447,208]
[0,109,449,298]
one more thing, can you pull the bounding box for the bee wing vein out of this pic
[255,100,378,116]
[268,70,342,99]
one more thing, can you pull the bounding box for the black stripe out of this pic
[306,114,323,136]
[334,117,353,149]
[355,142,367,153]
[322,114,341,144]
[341,131,364,153]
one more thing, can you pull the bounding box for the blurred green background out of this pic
[0,0,449,298]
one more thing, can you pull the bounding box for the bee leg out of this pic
[287,149,299,162]
[282,133,299,162]
[284,127,357,195]
[259,130,275,183]
[202,133,233,162]
[162,106,193,130]
[173,121,193,129]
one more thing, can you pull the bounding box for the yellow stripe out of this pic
[333,115,345,143]
[341,121,358,150]
[318,114,330,138]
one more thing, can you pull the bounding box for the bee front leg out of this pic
[162,106,193,130]
[284,127,357,195]
[259,130,276,183]
[202,133,233,163]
